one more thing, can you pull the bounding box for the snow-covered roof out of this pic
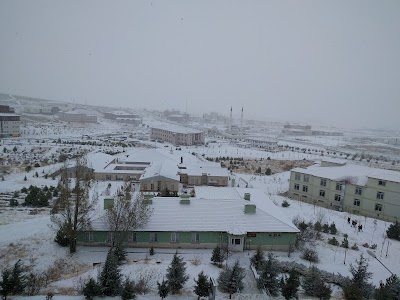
[151,123,203,134]
[0,113,19,117]
[91,195,299,233]
[292,164,400,185]
[182,165,229,177]
[320,158,347,165]
[119,149,170,164]
[140,160,179,181]
[62,109,97,116]
[87,152,115,171]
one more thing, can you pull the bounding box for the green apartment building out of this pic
[288,163,400,221]
[78,188,299,252]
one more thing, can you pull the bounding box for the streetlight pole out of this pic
[367,250,393,275]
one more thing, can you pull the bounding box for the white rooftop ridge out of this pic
[292,164,400,185]
[151,123,203,134]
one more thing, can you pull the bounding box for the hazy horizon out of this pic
[1,1,399,130]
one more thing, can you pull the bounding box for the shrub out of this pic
[149,247,154,256]
[281,200,290,208]
[314,221,322,232]
[351,244,359,251]
[362,243,369,248]
[370,244,377,250]
[322,223,330,233]
[328,237,339,246]
[341,237,349,249]
[302,248,319,263]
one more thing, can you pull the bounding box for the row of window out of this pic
[294,173,388,190]
[85,232,203,243]
[295,183,385,200]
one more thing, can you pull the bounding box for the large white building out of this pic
[0,113,20,137]
[244,138,279,151]
[150,124,205,146]
[59,110,97,123]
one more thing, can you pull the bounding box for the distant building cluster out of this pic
[282,124,343,136]
[0,105,20,137]
[163,109,189,123]
[104,111,142,125]
[150,124,205,146]
[58,109,97,123]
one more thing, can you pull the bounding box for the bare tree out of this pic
[51,156,97,253]
[106,182,152,245]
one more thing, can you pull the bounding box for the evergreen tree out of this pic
[114,243,127,263]
[257,253,280,296]
[302,266,331,300]
[166,252,189,294]
[217,260,245,299]
[194,271,210,300]
[250,247,266,271]
[54,222,71,247]
[281,268,300,300]
[211,245,223,266]
[23,175,27,181]
[99,248,122,296]
[387,221,400,241]
[343,254,373,300]
[10,260,26,294]
[157,278,169,299]
[0,269,13,300]
[121,278,136,300]
[375,274,400,300]
[83,278,101,300]
[329,223,337,235]
[265,167,272,176]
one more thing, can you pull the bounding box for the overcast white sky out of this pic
[0,1,399,129]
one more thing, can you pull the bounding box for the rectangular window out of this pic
[377,192,384,200]
[375,203,382,211]
[355,187,362,196]
[336,183,342,191]
[105,175,111,180]
[294,183,300,190]
[192,233,200,243]
[334,194,342,202]
[354,199,360,206]
[150,232,158,242]
[150,184,154,190]
[319,190,325,197]
[378,180,386,186]
[107,232,114,242]
[303,175,309,182]
[320,179,327,187]
[171,232,179,243]
[231,238,241,245]
[294,173,300,180]
[85,232,93,242]
[302,185,308,192]
[129,232,137,242]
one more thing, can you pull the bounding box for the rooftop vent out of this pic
[244,193,251,201]
[104,197,114,209]
[244,204,256,214]
[180,194,191,204]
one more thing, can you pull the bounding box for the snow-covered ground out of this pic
[1,110,400,299]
